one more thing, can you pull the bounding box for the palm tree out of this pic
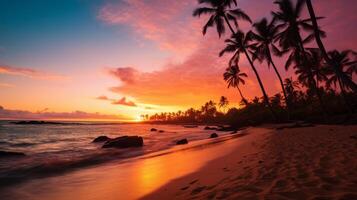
[325,50,357,111]
[304,0,357,93]
[273,0,327,115]
[223,64,248,105]
[192,0,251,37]
[220,31,276,118]
[284,77,300,105]
[218,96,229,112]
[250,17,289,109]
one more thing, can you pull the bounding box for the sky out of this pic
[0,0,356,121]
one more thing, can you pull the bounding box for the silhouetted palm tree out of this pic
[223,64,248,105]
[218,96,229,112]
[284,77,300,105]
[250,18,290,109]
[193,0,251,37]
[294,49,326,91]
[325,50,357,94]
[273,0,327,116]
[305,0,357,113]
[220,31,276,118]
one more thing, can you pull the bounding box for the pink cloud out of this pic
[96,95,111,100]
[98,0,203,58]
[109,67,138,84]
[0,65,67,80]
[112,97,137,107]
[0,106,128,120]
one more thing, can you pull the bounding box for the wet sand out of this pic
[1,128,258,200]
[142,125,357,200]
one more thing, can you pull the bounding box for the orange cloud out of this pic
[0,65,67,80]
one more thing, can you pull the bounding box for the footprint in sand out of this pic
[190,186,206,195]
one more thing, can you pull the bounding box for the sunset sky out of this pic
[1,0,356,121]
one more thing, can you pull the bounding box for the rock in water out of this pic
[0,151,26,158]
[92,136,111,143]
[158,130,164,133]
[102,136,143,148]
[210,133,218,138]
[150,128,157,132]
[176,139,188,145]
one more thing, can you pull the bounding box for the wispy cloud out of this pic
[0,65,68,80]
[112,97,137,107]
[96,95,137,107]
[0,106,128,120]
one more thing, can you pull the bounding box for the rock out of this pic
[176,138,188,145]
[92,136,111,143]
[158,130,164,133]
[102,136,143,148]
[150,128,157,132]
[204,126,217,130]
[0,151,26,158]
[210,133,218,138]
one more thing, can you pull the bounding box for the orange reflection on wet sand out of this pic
[2,136,241,200]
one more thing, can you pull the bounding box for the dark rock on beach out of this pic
[102,136,143,148]
[176,138,188,145]
[0,151,26,158]
[92,136,111,143]
[204,126,217,130]
[210,133,218,138]
[150,128,158,132]
[158,130,164,133]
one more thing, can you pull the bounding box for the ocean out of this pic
[0,121,235,187]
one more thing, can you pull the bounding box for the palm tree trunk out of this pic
[306,0,356,113]
[296,32,328,119]
[237,86,247,104]
[267,48,290,109]
[223,15,236,35]
[223,14,276,119]
[243,49,277,120]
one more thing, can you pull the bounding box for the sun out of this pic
[135,115,143,122]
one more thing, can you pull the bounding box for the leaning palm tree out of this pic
[250,18,290,109]
[223,64,248,105]
[273,0,327,115]
[325,50,357,111]
[192,0,251,37]
[220,31,276,118]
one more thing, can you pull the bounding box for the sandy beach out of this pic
[142,125,357,200]
[1,125,356,200]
